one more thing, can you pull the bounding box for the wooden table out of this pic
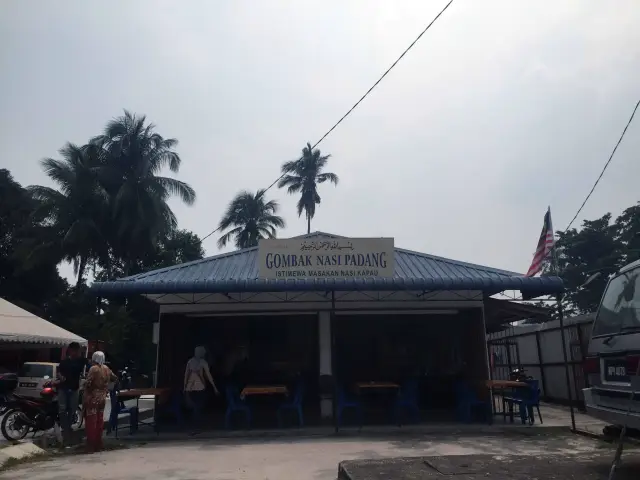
[117,387,170,401]
[116,387,170,434]
[355,381,400,390]
[485,380,528,389]
[485,380,530,423]
[240,385,288,399]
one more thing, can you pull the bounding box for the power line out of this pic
[202,0,455,242]
[564,99,640,232]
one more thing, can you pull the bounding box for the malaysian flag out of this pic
[526,207,555,277]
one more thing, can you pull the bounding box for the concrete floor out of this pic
[1,431,627,480]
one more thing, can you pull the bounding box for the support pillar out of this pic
[557,293,576,431]
[153,314,161,388]
[481,304,492,381]
[318,310,333,418]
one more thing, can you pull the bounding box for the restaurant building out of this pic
[90,232,563,427]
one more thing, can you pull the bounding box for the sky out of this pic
[1,0,639,283]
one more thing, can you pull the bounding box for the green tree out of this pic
[555,214,624,314]
[28,143,108,286]
[0,169,68,309]
[217,189,285,249]
[278,143,338,234]
[0,169,31,265]
[615,202,640,265]
[92,110,196,275]
[149,229,205,269]
[97,229,205,279]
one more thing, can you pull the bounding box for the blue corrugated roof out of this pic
[89,232,564,296]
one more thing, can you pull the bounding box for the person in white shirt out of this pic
[184,346,219,425]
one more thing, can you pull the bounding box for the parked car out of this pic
[583,259,640,429]
[14,362,58,399]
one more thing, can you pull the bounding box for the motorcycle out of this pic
[509,367,533,382]
[1,383,83,442]
[0,372,18,416]
[118,367,132,390]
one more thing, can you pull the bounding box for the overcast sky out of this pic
[1,0,639,283]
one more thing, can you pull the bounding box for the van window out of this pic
[592,267,640,337]
[18,364,54,378]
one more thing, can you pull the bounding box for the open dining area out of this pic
[145,307,490,430]
[90,232,563,433]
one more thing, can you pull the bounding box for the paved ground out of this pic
[1,431,633,480]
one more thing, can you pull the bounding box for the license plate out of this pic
[19,382,37,388]
[603,358,630,383]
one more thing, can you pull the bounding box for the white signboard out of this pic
[258,237,395,280]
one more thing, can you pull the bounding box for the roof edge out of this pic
[90,275,564,297]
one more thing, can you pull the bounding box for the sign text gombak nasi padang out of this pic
[258,238,395,279]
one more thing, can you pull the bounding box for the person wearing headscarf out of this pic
[184,346,219,426]
[82,351,117,453]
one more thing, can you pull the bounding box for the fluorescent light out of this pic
[185,309,459,318]
[334,309,458,315]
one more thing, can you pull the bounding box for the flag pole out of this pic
[549,206,577,431]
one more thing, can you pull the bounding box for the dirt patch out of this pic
[0,440,131,474]
[339,452,640,479]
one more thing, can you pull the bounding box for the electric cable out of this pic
[201,0,455,242]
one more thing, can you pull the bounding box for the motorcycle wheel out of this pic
[1,409,30,441]
[73,406,84,429]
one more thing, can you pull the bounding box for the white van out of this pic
[583,259,640,429]
[15,362,58,398]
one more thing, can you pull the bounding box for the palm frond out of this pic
[154,176,196,205]
[27,185,67,203]
[262,198,279,213]
[317,172,339,185]
[261,214,285,229]
[296,197,305,218]
[279,176,302,192]
[217,226,243,249]
[39,158,75,194]
[280,159,301,174]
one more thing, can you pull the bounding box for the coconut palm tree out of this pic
[278,142,338,234]
[217,189,285,249]
[28,142,109,286]
[92,110,196,274]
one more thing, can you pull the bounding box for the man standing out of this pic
[57,342,87,445]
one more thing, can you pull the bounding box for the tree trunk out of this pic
[75,257,87,288]
[307,214,311,234]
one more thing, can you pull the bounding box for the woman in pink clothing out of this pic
[184,346,219,426]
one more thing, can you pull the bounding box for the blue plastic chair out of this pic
[107,389,139,437]
[336,385,363,429]
[454,382,491,423]
[393,379,420,425]
[158,391,183,427]
[277,381,304,427]
[503,379,542,425]
[224,386,252,429]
